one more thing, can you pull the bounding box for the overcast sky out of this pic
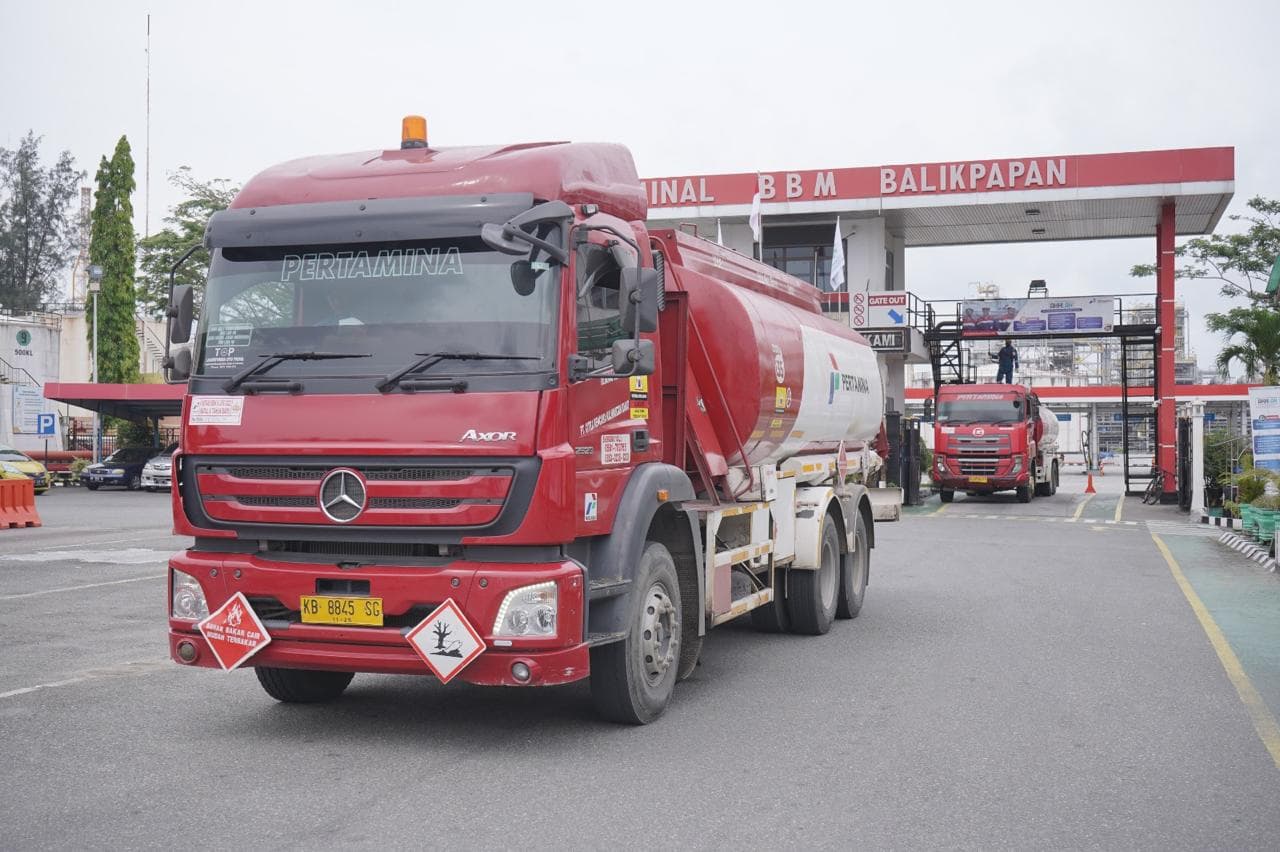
[4,0,1278,369]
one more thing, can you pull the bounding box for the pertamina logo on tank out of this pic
[827,353,870,404]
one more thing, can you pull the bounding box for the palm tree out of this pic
[1206,306,1280,383]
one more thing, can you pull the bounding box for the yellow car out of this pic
[0,446,49,494]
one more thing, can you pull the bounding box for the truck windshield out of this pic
[938,398,1023,424]
[193,236,559,382]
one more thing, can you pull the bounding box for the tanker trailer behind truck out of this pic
[163,117,886,723]
[931,383,1061,503]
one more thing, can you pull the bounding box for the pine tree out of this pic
[87,136,140,384]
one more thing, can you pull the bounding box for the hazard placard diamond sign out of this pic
[406,598,485,684]
[198,591,272,671]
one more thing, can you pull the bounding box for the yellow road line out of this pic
[1151,532,1280,770]
[1072,494,1095,521]
[930,501,949,517]
[1114,495,1124,522]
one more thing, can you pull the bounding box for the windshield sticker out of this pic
[190,396,244,426]
[204,324,252,371]
[280,249,464,282]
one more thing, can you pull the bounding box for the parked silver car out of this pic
[141,443,179,492]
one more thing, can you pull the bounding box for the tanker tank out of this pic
[652,230,885,472]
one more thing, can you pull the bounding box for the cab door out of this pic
[565,215,659,536]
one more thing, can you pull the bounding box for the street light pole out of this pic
[88,265,102,464]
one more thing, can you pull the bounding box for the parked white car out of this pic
[141,443,178,493]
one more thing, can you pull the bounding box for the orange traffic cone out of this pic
[1084,473,1097,494]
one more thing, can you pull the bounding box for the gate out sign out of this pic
[850,292,907,329]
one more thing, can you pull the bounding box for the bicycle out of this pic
[1142,468,1166,505]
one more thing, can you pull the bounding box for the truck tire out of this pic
[836,513,869,620]
[939,489,954,503]
[255,667,354,702]
[1050,461,1059,495]
[590,541,681,724]
[1016,483,1032,503]
[750,565,791,633]
[787,517,839,635]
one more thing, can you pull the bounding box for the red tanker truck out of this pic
[162,117,886,723]
[931,383,1062,504]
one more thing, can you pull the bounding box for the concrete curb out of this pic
[1200,514,1242,530]
[1217,530,1277,572]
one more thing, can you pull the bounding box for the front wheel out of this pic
[590,542,682,724]
[255,667,354,703]
[85,483,99,491]
[1016,484,1032,503]
[836,513,869,619]
[127,474,142,491]
[939,489,954,503]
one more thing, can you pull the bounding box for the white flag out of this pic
[829,216,846,291]
[748,185,762,244]
[716,219,724,246]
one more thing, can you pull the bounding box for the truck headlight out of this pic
[171,567,209,620]
[112,468,125,475]
[1011,456,1023,474]
[492,581,557,637]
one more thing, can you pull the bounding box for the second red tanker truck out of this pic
[931,383,1062,503]
[163,117,886,723]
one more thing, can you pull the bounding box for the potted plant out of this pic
[1250,494,1280,546]
[1229,469,1271,538]
[1222,499,1240,521]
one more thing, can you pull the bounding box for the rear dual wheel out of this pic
[787,518,840,635]
[836,513,869,620]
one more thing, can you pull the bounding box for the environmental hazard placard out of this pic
[198,591,272,670]
[405,599,485,684]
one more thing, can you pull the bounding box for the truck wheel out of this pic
[787,517,839,635]
[939,489,954,503]
[836,513,869,620]
[255,667,354,703]
[590,541,681,724]
[750,566,791,633]
[1050,461,1060,495]
[1017,484,1032,503]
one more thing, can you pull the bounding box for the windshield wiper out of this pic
[223,351,371,393]
[376,352,541,392]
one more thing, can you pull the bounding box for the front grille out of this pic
[216,465,477,482]
[958,459,1000,475]
[236,496,315,508]
[265,540,457,558]
[369,497,462,510]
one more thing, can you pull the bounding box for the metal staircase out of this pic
[1119,332,1158,495]
[926,320,975,397]
[0,356,39,386]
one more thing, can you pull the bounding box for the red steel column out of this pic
[1157,201,1177,495]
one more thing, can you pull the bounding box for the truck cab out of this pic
[930,383,1061,503]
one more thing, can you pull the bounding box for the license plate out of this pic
[969,475,989,483]
[300,595,383,626]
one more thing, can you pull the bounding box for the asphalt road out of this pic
[2,480,1280,850]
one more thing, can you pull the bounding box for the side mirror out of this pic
[611,339,655,376]
[481,200,573,263]
[166,347,193,382]
[923,398,934,421]
[168,284,194,344]
[510,260,540,297]
[619,267,660,334]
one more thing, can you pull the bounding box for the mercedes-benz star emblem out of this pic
[319,468,367,523]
